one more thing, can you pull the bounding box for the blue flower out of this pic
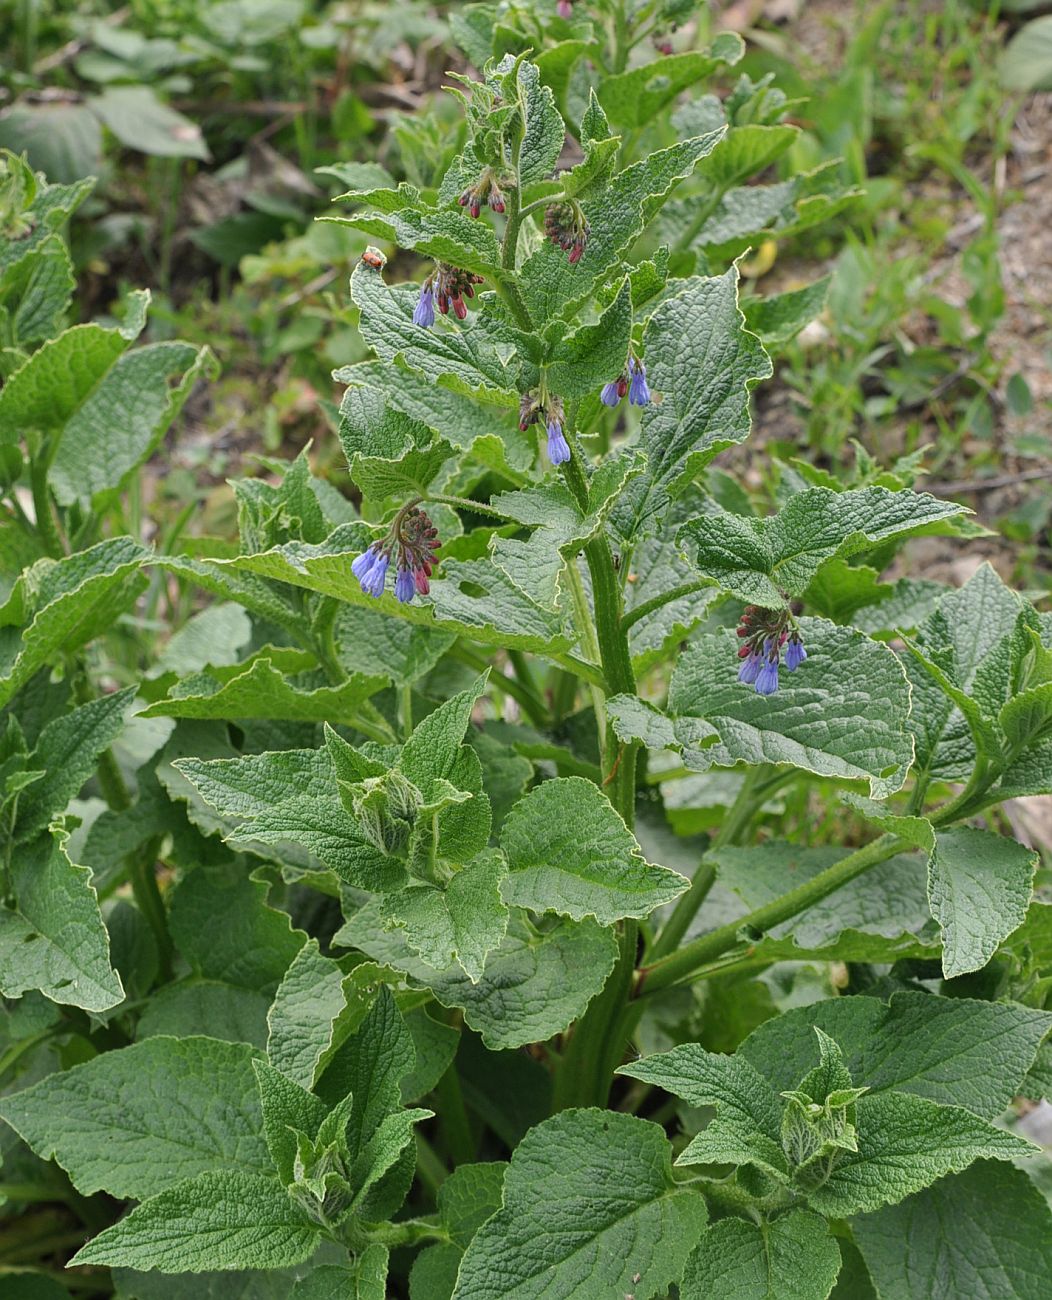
[413,284,435,328]
[785,635,807,671]
[738,651,762,685]
[600,381,622,407]
[360,551,389,598]
[352,547,379,582]
[628,357,650,406]
[755,657,780,696]
[394,566,415,603]
[547,420,570,465]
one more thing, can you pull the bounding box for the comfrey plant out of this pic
[0,11,1051,1300]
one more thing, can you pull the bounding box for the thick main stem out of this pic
[552,449,642,1110]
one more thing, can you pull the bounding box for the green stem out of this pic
[434,1065,475,1167]
[452,645,549,726]
[30,452,63,558]
[400,684,413,740]
[414,1134,449,1198]
[637,833,905,997]
[130,836,173,985]
[621,580,714,634]
[427,493,516,520]
[649,765,774,962]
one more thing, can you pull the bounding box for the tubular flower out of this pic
[519,390,570,466]
[557,0,573,16]
[547,420,570,465]
[600,375,628,407]
[352,504,441,604]
[735,605,805,697]
[785,633,807,671]
[628,356,651,406]
[543,201,590,265]
[412,283,435,328]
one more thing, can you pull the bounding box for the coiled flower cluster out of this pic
[352,503,441,604]
[736,605,807,696]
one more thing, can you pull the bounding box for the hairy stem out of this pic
[620,579,715,634]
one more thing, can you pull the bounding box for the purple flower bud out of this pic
[628,357,651,406]
[394,566,415,603]
[738,652,762,685]
[360,551,389,598]
[547,420,570,465]
[785,635,807,671]
[755,657,780,696]
[412,284,435,328]
[600,381,622,407]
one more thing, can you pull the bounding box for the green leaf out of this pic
[617,1046,788,1177]
[545,278,632,399]
[610,269,773,544]
[137,980,269,1049]
[267,940,389,1089]
[684,162,860,260]
[0,172,93,277]
[0,1036,270,1198]
[253,1059,327,1185]
[49,341,217,509]
[739,991,1052,1120]
[338,903,617,1050]
[679,487,967,606]
[209,525,574,655]
[453,1109,708,1300]
[680,1210,841,1300]
[0,234,74,347]
[1000,16,1052,91]
[928,826,1036,977]
[13,687,135,841]
[499,776,687,924]
[140,649,386,726]
[438,1160,507,1247]
[666,621,913,798]
[799,1089,1035,1216]
[517,60,565,185]
[168,861,306,994]
[598,41,745,129]
[328,205,503,279]
[743,276,830,349]
[0,828,123,1011]
[88,86,210,160]
[519,132,726,323]
[292,1250,390,1300]
[381,852,509,982]
[0,538,149,706]
[332,604,456,687]
[853,1161,1052,1299]
[0,306,147,449]
[173,750,407,893]
[71,1171,318,1272]
[350,263,515,403]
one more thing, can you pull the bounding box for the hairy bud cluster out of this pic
[544,200,590,265]
[459,168,512,218]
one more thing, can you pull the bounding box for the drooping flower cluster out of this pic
[601,356,651,408]
[544,200,590,265]
[736,605,806,696]
[458,169,511,218]
[352,503,441,604]
[519,390,570,465]
[557,0,573,17]
[413,263,485,326]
